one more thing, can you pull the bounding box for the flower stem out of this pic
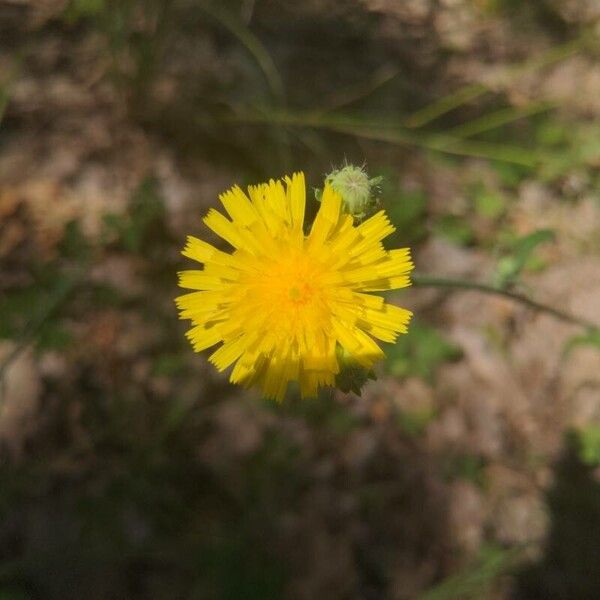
[412,274,598,331]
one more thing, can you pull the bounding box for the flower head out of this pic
[319,164,382,220]
[176,172,413,400]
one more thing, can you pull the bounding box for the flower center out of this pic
[288,282,314,305]
[243,250,330,335]
[274,261,318,309]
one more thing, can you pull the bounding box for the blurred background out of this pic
[0,1,599,599]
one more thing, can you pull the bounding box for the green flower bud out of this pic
[316,164,382,221]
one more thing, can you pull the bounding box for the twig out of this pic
[412,274,598,331]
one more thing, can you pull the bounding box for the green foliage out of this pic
[536,120,568,147]
[63,0,106,23]
[396,407,437,437]
[103,177,165,254]
[441,454,487,487]
[0,80,11,128]
[0,287,38,340]
[0,588,29,600]
[36,321,72,351]
[335,364,376,396]
[0,50,24,128]
[384,322,463,383]
[563,329,600,357]
[492,161,531,189]
[333,343,377,396]
[473,186,506,220]
[432,215,475,246]
[418,545,521,600]
[0,267,74,346]
[62,0,171,109]
[151,353,187,378]
[202,535,286,600]
[517,436,600,598]
[573,426,600,467]
[494,229,554,288]
[59,220,92,264]
[537,122,600,183]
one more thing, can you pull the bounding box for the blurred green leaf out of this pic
[473,186,506,219]
[0,51,24,127]
[59,220,92,263]
[63,0,106,23]
[574,426,600,467]
[563,330,600,358]
[536,120,568,147]
[446,101,554,140]
[384,322,462,383]
[492,161,531,188]
[36,321,72,351]
[0,288,36,339]
[0,81,11,127]
[537,122,600,182]
[397,407,437,437]
[0,269,74,342]
[418,545,521,600]
[103,177,165,254]
[0,588,30,600]
[442,454,487,487]
[494,229,554,288]
[152,353,187,377]
[522,253,548,274]
[202,533,286,600]
[432,215,475,246]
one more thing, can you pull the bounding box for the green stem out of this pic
[412,274,598,331]
[228,110,538,166]
[200,2,285,102]
[443,101,555,139]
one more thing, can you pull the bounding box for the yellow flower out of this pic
[176,172,413,400]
